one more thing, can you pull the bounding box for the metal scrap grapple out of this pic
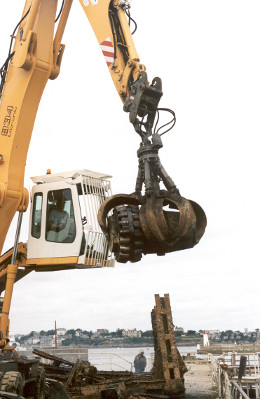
[98,72,207,263]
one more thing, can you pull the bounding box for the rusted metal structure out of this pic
[151,294,187,397]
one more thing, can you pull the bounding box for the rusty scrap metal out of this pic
[151,294,187,398]
[33,349,74,367]
[66,359,80,387]
[33,294,186,399]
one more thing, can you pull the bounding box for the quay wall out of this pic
[18,347,88,363]
[198,344,260,354]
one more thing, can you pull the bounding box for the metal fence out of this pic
[88,351,134,372]
[210,353,260,399]
[219,352,260,376]
[88,350,154,372]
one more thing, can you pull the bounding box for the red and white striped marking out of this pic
[100,37,115,67]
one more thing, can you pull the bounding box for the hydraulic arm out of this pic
[79,0,207,262]
[0,0,72,255]
[0,0,206,261]
[95,3,207,262]
[0,0,206,350]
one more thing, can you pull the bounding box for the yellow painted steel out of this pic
[0,0,59,255]
[78,0,145,100]
[0,0,71,350]
[117,7,139,62]
[26,256,79,266]
[51,0,73,80]
[0,0,148,350]
[0,264,18,348]
[26,256,110,268]
[0,0,146,256]
[78,0,112,44]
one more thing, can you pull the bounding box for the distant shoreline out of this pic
[23,341,200,352]
[59,341,201,349]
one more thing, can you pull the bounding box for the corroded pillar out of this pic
[151,294,187,397]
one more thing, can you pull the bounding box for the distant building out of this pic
[175,327,184,333]
[14,334,23,341]
[57,336,66,345]
[206,330,220,340]
[91,332,99,338]
[122,329,141,338]
[23,337,40,346]
[57,328,67,336]
[81,332,90,338]
[40,336,54,347]
[96,329,109,335]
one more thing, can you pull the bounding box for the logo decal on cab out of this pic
[83,0,98,6]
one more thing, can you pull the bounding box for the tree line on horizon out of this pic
[16,328,260,347]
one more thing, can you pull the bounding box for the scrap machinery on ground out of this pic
[0,0,206,397]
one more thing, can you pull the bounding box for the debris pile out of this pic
[32,294,187,399]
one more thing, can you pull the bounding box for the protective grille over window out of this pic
[77,175,114,267]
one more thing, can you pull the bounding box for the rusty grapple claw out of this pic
[98,72,206,263]
[141,194,206,255]
[98,192,206,263]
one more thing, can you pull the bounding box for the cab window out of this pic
[31,193,43,239]
[46,189,76,243]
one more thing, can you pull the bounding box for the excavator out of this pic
[0,0,207,397]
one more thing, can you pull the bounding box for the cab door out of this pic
[27,181,83,264]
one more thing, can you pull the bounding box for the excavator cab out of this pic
[27,169,115,270]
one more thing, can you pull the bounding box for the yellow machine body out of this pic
[0,0,145,350]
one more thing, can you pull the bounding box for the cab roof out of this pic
[31,169,112,184]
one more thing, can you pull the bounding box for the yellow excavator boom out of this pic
[0,0,152,349]
[0,0,148,256]
[0,0,206,350]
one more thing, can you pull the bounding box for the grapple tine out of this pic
[188,200,207,244]
[141,198,168,243]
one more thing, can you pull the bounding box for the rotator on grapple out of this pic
[98,71,207,263]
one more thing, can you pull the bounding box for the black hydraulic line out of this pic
[55,0,65,22]
[108,9,117,62]
[109,2,130,65]
[8,6,31,55]
[125,9,137,35]
[0,6,31,96]
[154,108,176,136]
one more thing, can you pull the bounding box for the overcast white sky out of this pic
[1,0,260,335]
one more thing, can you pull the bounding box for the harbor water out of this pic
[88,346,197,372]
